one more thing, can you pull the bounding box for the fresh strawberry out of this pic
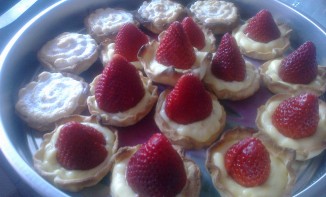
[156,21,196,69]
[182,17,205,50]
[165,73,212,124]
[211,33,246,81]
[126,133,186,197]
[272,93,319,139]
[95,54,145,113]
[279,41,318,84]
[243,9,280,43]
[114,23,149,62]
[224,137,270,187]
[56,121,107,170]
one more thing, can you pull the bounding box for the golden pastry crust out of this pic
[138,40,211,86]
[87,73,158,127]
[233,23,292,60]
[33,115,118,192]
[155,90,226,149]
[85,8,139,43]
[188,0,240,34]
[206,127,296,197]
[15,72,89,131]
[256,93,326,160]
[110,145,201,197]
[135,0,187,34]
[260,59,326,95]
[37,32,98,74]
[204,61,260,100]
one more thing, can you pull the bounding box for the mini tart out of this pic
[204,60,260,100]
[15,72,89,131]
[206,127,296,197]
[189,0,240,35]
[139,40,211,86]
[85,8,138,43]
[110,145,201,197]
[99,40,143,70]
[155,90,226,149]
[233,22,292,60]
[38,32,98,74]
[87,72,158,127]
[256,93,326,160]
[260,58,326,95]
[33,115,118,192]
[135,0,187,34]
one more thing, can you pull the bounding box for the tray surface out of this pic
[1,0,326,196]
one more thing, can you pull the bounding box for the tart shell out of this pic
[33,115,118,192]
[155,90,226,149]
[260,59,326,95]
[110,145,201,197]
[206,127,296,197]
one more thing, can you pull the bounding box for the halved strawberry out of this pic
[211,33,246,81]
[95,54,145,113]
[279,41,318,84]
[272,93,319,139]
[156,21,196,69]
[56,121,107,170]
[114,23,149,62]
[127,133,186,197]
[243,9,280,43]
[165,73,212,124]
[224,137,270,187]
[182,17,205,50]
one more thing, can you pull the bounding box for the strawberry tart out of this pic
[87,54,158,127]
[256,93,326,160]
[34,115,118,191]
[100,23,149,69]
[110,133,201,197]
[189,0,239,34]
[155,74,226,149]
[206,127,296,197]
[85,7,138,43]
[260,41,326,95]
[15,72,89,131]
[135,0,187,34]
[38,32,98,74]
[233,9,292,60]
[204,33,260,100]
[139,21,211,86]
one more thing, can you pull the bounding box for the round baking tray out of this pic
[0,0,326,196]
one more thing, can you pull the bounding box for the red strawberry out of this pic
[56,122,107,170]
[165,73,212,124]
[156,21,196,69]
[279,41,318,84]
[182,17,205,50]
[243,9,280,43]
[126,133,186,197]
[211,33,246,81]
[224,137,271,187]
[115,23,149,62]
[95,54,145,113]
[272,93,319,139]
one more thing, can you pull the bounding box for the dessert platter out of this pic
[1,0,326,196]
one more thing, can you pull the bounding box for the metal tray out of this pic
[0,0,326,196]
